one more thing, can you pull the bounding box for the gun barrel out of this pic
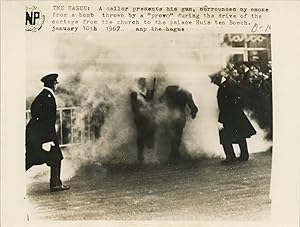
[149,77,156,99]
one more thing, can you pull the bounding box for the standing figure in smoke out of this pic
[26,73,70,192]
[210,70,256,164]
[130,77,156,164]
[160,85,198,163]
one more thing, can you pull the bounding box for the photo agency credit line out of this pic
[50,5,271,33]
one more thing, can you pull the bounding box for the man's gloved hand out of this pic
[42,141,55,152]
[218,122,224,131]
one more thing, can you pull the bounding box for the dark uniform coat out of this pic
[131,89,155,149]
[217,77,256,144]
[26,88,63,170]
[160,86,198,160]
[162,86,198,123]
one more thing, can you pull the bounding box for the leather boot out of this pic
[50,164,59,188]
[221,143,237,164]
[238,139,249,161]
[50,162,70,192]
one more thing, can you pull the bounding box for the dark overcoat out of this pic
[159,86,198,159]
[162,86,198,123]
[217,78,256,144]
[131,89,155,148]
[26,88,63,170]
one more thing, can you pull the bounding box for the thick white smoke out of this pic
[26,33,272,182]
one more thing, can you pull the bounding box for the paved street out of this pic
[26,151,272,221]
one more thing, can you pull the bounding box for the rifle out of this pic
[149,77,156,100]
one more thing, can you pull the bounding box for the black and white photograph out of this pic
[1,1,300,227]
[24,31,273,221]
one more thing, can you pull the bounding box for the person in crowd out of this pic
[248,64,265,88]
[159,85,198,164]
[210,70,256,164]
[130,77,156,164]
[239,63,250,75]
[230,68,242,84]
[261,61,272,93]
[26,73,70,192]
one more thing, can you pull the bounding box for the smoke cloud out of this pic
[26,33,272,182]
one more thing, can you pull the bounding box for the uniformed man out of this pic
[26,73,70,192]
[210,71,256,164]
[130,77,155,163]
[160,85,198,163]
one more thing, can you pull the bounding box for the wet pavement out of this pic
[26,151,272,221]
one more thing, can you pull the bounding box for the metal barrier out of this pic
[26,107,92,147]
